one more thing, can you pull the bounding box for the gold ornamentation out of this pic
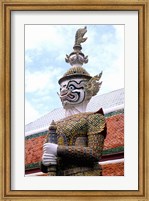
[84,72,103,100]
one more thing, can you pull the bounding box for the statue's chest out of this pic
[56,115,88,146]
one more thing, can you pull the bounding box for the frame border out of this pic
[0,0,148,200]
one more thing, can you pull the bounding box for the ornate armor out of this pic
[41,109,107,176]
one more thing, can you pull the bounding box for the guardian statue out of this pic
[40,26,107,176]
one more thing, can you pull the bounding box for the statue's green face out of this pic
[59,78,87,107]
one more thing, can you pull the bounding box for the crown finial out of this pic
[73,26,87,51]
[65,26,88,67]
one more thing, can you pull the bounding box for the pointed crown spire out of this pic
[58,26,92,84]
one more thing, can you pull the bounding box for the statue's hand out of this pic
[43,143,58,156]
[42,153,57,166]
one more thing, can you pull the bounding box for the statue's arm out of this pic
[57,114,107,163]
[40,134,104,172]
[57,133,105,163]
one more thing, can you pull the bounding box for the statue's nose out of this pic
[60,88,68,95]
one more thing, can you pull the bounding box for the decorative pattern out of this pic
[84,72,102,101]
[87,112,106,135]
[56,111,106,137]
[57,134,104,162]
[40,111,107,176]
[62,66,90,78]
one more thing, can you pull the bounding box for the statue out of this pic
[40,26,107,176]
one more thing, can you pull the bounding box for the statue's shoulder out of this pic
[87,108,105,123]
[87,108,107,136]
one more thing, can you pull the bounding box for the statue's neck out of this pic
[64,101,89,117]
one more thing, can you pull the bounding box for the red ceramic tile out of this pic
[102,162,124,176]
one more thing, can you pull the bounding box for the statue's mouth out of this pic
[60,92,68,97]
[58,91,76,101]
[58,91,71,100]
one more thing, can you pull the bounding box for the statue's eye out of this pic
[68,85,75,91]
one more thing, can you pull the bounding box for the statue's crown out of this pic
[58,26,91,84]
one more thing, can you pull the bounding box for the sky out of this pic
[25,24,124,125]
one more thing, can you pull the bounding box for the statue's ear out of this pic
[92,80,102,96]
[84,72,103,99]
